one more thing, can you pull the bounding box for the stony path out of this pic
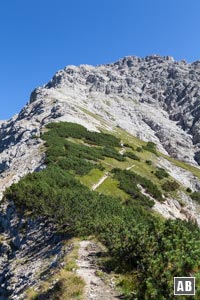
[126,164,135,170]
[92,173,109,191]
[76,241,120,300]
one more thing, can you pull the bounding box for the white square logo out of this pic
[174,277,195,295]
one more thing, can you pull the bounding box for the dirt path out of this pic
[126,164,135,170]
[76,241,120,300]
[92,173,109,191]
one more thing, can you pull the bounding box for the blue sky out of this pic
[1,0,200,119]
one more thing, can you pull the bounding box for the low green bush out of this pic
[162,180,180,192]
[143,141,157,154]
[155,167,169,179]
[136,147,143,152]
[125,151,140,161]
[186,187,192,193]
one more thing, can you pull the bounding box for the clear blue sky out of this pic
[1,0,200,119]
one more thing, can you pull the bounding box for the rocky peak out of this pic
[24,55,200,165]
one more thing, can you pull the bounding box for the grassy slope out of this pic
[44,102,200,217]
[70,127,193,200]
[80,106,200,173]
[71,138,161,198]
[116,127,200,179]
[80,108,200,184]
[103,126,200,197]
[163,154,200,180]
[96,177,128,201]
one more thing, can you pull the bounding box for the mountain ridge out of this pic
[1,55,200,298]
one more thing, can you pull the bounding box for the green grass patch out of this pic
[191,191,200,203]
[96,177,129,201]
[114,127,146,149]
[101,156,133,170]
[79,169,104,188]
[115,273,138,298]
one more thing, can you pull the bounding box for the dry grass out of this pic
[26,239,85,300]
[63,239,79,272]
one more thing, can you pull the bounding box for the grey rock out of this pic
[0,201,67,299]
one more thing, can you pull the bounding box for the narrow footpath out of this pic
[92,173,109,191]
[76,241,120,300]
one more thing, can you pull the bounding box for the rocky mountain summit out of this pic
[32,55,200,161]
[1,54,200,196]
[1,55,200,299]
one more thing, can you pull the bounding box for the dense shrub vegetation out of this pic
[4,122,200,299]
[136,146,143,152]
[155,167,169,179]
[124,151,140,161]
[43,122,124,175]
[112,168,163,202]
[46,122,120,147]
[143,141,157,154]
[162,180,180,192]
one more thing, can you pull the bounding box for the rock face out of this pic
[0,201,66,300]
[1,54,200,298]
